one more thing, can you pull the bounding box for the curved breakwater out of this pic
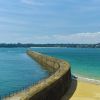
[4,50,72,100]
[31,47,100,80]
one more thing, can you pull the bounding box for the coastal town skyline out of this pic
[0,0,100,43]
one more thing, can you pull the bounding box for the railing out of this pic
[4,51,72,100]
[1,76,49,99]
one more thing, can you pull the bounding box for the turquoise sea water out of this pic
[0,47,100,97]
[0,48,49,97]
[31,47,100,80]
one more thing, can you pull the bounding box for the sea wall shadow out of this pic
[61,75,78,100]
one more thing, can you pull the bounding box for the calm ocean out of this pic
[0,48,49,97]
[0,47,100,97]
[31,47,100,80]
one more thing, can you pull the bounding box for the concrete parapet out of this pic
[4,50,72,100]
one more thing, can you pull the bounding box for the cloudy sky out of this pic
[0,0,100,43]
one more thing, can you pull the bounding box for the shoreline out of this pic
[72,74,100,85]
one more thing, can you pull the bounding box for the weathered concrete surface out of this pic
[4,51,72,100]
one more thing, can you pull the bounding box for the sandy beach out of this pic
[62,79,100,100]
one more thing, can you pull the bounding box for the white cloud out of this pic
[20,32,100,44]
[23,32,100,44]
[0,32,100,44]
[51,32,100,44]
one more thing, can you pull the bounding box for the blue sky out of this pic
[0,0,100,43]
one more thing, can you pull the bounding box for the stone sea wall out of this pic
[24,51,72,100]
[4,50,72,100]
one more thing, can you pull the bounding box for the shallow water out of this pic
[31,47,100,80]
[0,48,49,97]
[0,47,100,97]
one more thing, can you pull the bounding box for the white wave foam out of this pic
[72,74,100,85]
